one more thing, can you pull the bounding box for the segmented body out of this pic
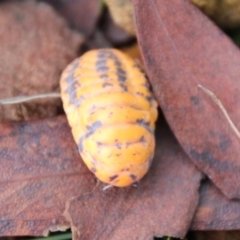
[60,49,158,187]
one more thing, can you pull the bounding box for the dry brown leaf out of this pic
[0,116,88,236]
[41,0,101,37]
[0,0,83,121]
[133,0,240,199]
[0,115,202,239]
[191,180,240,231]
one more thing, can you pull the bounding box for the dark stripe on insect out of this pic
[97,51,111,60]
[72,95,85,106]
[118,75,127,82]
[96,66,109,73]
[100,50,127,82]
[136,91,144,97]
[116,67,127,82]
[98,49,118,60]
[136,119,153,133]
[95,59,107,68]
[114,60,122,67]
[99,74,108,79]
[98,70,126,81]
[65,59,81,107]
[109,175,118,181]
[125,139,147,148]
[119,83,128,91]
[130,174,137,181]
[135,91,153,104]
[146,96,153,103]
[116,68,126,76]
[116,143,122,149]
[116,68,127,82]
[96,51,109,73]
[91,167,97,173]
[139,136,146,143]
[102,82,113,88]
[96,60,109,72]
[96,50,119,63]
[78,121,102,152]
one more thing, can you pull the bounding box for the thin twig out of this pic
[0,92,61,105]
[198,84,240,139]
[103,184,114,191]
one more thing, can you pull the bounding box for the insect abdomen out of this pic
[60,49,158,187]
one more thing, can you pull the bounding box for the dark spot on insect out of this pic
[109,111,113,116]
[97,66,109,73]
[130,174,137,181]
[97,51,109,59]
[144,96,152,103]
[96,59,107,68]
[116,153,121,157]
[78,121,102,151]
[116,68,126,76]
[118,75,127,82]
[190,96,200,106]
[136,119,150,127]
[91,160,97,166]
[73,95,85,106]
[78,138,84,152]
[121,168,129,172]
[114,60,122,67]
[97,141,103,146]
[141,83,149,88]
[136,92,152,103]
[91,167,97,173]
[139,136,146,142]
[109,175,118,181]
[91,104,97,111]
[119,83,128,91]
[107,52,118,60]
[116,143,122,149]
[136,91,144,96]
[86,121,102,131]
[102,82,113,88]
[99,74,108,79]
[98,50,118,61]
[126,142,131,148]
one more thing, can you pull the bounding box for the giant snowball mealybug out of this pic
[60,48,158,187]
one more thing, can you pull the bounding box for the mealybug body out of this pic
[60,49,158,187]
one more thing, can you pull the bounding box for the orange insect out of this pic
[60,49,158,187]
